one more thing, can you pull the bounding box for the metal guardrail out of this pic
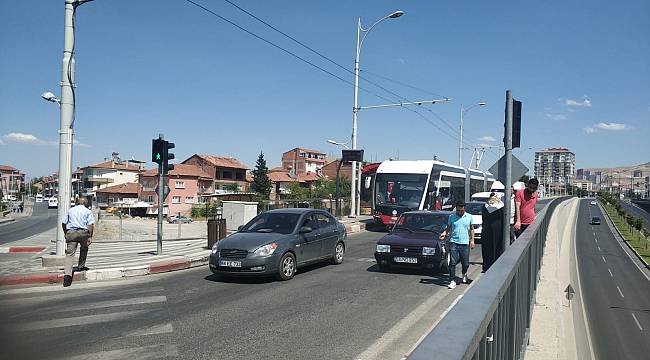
[408,197,570,360]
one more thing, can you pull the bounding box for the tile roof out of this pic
[285,147,326,155]
[0,165,18,172]
[95,182,139,194]
[86,160,143,171]
[267,170,321,183]
[298,172,321,182]
[141,164,213,178]
[188,154,249,170]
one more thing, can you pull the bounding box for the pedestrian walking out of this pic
[510,182,525,243]
[514,178,539,238]
[62,197,95,287]
[439,200,475,289]
[481,193,504,272]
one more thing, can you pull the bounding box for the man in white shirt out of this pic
[62,198,95,287]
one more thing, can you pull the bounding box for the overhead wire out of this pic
[184,0,492,165]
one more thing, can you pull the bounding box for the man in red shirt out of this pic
[514,178,539,237]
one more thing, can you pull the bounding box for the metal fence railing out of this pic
[408,197,569,360]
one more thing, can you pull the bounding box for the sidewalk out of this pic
[0,215,373,286]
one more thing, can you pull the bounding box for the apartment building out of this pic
[281,148,327,175]
[140,164,213,216]
[81,153,145,199]
[534,148,576,188]
[182,154,249,192]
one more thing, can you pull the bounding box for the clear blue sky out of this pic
[1,0,648,178]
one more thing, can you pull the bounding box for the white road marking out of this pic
[608,269,613,278]
[597,245,602,252]
[602,256,607,263]
[0,277,157,296]
[594,237,598,243]
[13,310,147,331]
[124,323,173,337]
[632,314,643,331]
[0,287,166,307]
[355,258,376,262]
[616,286,625,298]
[61,344,179,360]
[51,296,167,312]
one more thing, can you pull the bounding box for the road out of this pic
[0,229,487,360]
[576,199,650,360]
[0,202,57,245]
[620,200,650,230]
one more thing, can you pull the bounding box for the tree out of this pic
[286,182,309,200]
[224,183,240,193]
[634,217,644,239]
[251,152,271,198]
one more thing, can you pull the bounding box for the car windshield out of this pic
[464,202,485,215]
[241,213,301,234]
[375,173,428,210]
[393,213,448,234]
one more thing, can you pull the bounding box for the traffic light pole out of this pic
[157,135,164,255]
[503,90,513,252]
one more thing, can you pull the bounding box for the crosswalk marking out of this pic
[355,258,376,262]
[0,286,166,307]
[124,322,174,337]
[61,344,179,360]
[0,277,158,296]
[51,295,167,312]
[14,310,148,331]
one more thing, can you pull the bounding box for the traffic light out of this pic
[163,141,175,174]
[512,100,522,149]
[152,139,164,164]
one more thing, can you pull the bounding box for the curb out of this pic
[0,218,15,225]
[599,202,650,269]
[0,246,48,253]
[0,254,210,287]
[345,222,367,234]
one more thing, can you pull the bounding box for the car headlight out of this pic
[376,244,390,253]
[422,247,436,255]
[211,244,218,255]
[252,243,278,257]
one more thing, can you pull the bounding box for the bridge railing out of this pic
[408,197,569,360]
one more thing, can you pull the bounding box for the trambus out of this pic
[370,160,495,228]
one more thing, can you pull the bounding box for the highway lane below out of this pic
[0,202,57,245]
[576,199,650,360]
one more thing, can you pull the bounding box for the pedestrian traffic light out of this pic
[512,100,522,149]
[163,141,175,174]
[152,138,164,164]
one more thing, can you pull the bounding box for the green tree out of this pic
[251,152,271,199]
[634,217,644,239]
[224,183,240,193]
[286,182,309,200]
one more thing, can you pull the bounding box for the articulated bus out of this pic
[370,160,495,228]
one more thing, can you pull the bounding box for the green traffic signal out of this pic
[156,153,161,161]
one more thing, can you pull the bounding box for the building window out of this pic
[175,181,185,189]
[222,170,233,179]
[235,171,244,180]
[147,195,154,203]
[172,196,181,204]
[185,197,194,204]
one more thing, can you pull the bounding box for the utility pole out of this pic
[503,90,513,251]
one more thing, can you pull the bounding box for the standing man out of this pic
[62,197,94,287]
[439,200,475,289]
[514,178,539,237]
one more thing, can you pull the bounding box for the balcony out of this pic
[85,177,113,184]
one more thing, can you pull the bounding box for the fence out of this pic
[408,197,569,360]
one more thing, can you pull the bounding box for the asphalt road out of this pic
[620,200,650,230]
[0,202,57,245]
[0,229,487,360]
[576,199,650,360]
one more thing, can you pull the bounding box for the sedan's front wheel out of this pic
[331,242,345,265]
[277,252,296,281]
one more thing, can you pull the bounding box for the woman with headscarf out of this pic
[481,193,505,272]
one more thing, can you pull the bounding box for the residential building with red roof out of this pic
[0,165,24,200]
[95,183,140,208]
[267,168,321,201]
[80,153,145,201]
[182,154,249,193]
[281,147,327,175]
[139,164,213,216]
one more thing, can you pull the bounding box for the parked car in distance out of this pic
[591,216,601,225]
[590,200,597,205]
[168,215,193,224]
[35,194,44,203]
[210,209,347,281]
[48,197,58,209]
[375,211,451,274]
[464,201,484,242]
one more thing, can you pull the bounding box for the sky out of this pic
[1,0,649,179]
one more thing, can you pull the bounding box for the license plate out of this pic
[219,260,242,267]
[391,216,398,221]
[394,257,417,264]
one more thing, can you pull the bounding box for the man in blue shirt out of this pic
[439,200,475,289]
[62,198,95,287]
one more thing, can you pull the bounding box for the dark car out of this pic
[209,209,347,280]
[374,211,451,274]
[591,216,601,225]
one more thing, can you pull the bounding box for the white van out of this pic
[35,194,44,203]
[48,197,58,209]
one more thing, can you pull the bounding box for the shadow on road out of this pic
[203,261,334,284]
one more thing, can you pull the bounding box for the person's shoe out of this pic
[78,266,89,271]
[448,280,457,289]
[462,274,468,284]
[63,275,72,287]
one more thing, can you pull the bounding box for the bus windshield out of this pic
[375,173,428,210]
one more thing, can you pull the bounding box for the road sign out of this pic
[342,149,364,163]
[488,155,529,184]
[565,284,575,301]
[154,184,170,201]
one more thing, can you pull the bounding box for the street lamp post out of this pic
[350,10,404,217]
[458,102,486,166]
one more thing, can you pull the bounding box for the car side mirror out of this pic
[299,226,312,234]
[237,225,244,231]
